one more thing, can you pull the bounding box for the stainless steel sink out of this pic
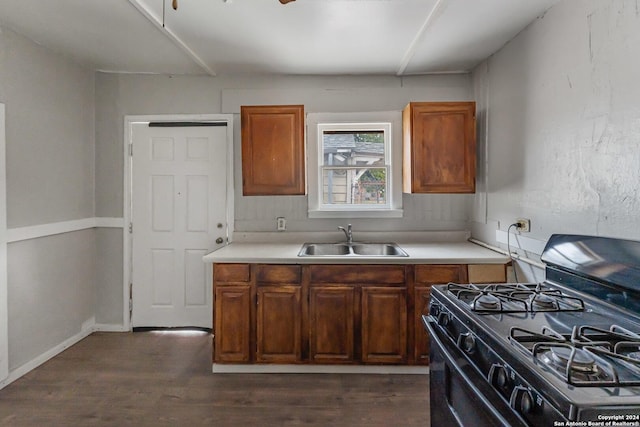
[298,243,351,256]
[298,242,408,257]
[351,243,407,256]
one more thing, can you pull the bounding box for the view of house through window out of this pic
[321,128,389,207]
[308,113,401,218]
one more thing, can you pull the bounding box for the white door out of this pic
[131,122,229,328]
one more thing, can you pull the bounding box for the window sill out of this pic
[308,209,404,219]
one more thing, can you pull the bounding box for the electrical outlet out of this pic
[516,218,531,232]
[276,217,286,231]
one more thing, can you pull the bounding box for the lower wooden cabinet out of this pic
[308,286,355,363]
[414,286,432,365]
[256,286,302,363]
[308,264,407,365]
[214,285,251,363]
[213,262,505,365]
[361,286,407,364]
[413,264,468,364]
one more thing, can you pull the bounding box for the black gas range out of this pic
[423,234,640,427]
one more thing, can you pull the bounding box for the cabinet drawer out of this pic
[415,264,467,285]
[214,263,250,283]
[309,265,405,284]
[256,265,301,284]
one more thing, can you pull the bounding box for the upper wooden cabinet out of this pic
[241,105,305,196]
[402,102,476,193]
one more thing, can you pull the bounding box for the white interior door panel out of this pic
[131,123,228,328]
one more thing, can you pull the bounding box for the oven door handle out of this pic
[424,315,528,427]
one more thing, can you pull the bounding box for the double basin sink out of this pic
[298,242,408,257]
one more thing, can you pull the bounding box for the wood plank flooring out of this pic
[0,331,429,426]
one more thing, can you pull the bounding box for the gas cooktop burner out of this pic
[509,325,640,386]
[547,347,597,372]
[446,283,585,313]
[530,293,557,309]
[473,293,501,310]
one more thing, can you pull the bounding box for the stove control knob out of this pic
[436,311,450,326]
[429,304,440,318]
[457,332,476,353]
[510,386,534,415]
[488,364,509,388]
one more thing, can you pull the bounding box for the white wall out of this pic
[471,0,640,276]
[94,72,475,325]
[8,231,95,369]
[95,73,475,232]
[0,28,97,374]
[0,103,7,381]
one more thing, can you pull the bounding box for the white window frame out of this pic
[307,112,403,218]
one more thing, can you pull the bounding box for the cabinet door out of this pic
[403,102,476,193]
[413,264,467,365]
[414,286,431,364]
[214,285,251,363]
[256,286,302,363]
[361,287,407,364]
[241,105,305,196]
[309,286,356,363]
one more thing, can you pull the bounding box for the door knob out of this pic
[215,237,224,244]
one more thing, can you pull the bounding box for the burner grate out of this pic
[446,283,585,313]
[509,325,640,387]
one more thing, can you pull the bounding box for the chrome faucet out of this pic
[338,224,353,244]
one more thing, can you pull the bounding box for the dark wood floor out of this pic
[0,331,429,426]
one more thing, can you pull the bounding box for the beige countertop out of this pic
[202,240,509,265]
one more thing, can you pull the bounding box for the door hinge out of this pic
[129,143,133,156]
[129,222,133,233]
[129,283,133,319]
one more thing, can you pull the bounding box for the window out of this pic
[307,112,403,218]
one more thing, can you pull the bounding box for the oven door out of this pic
[424,315,528,427]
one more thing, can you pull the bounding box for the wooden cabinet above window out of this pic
[241,105,305,196]
[402,102,476,193]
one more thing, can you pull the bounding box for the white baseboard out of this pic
[0,318,130,390]
[0,322,95,389]
[93,324,128,332]
[212,364,429,375]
